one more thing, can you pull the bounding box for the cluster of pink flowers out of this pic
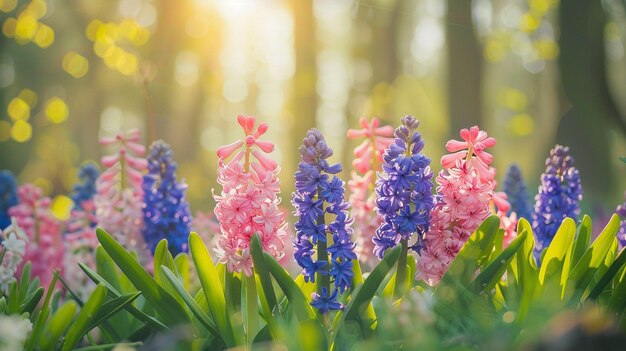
[63,200,99,299]
[94,129,149,262]
[213,115,287,276]
[8,184,63,288]
[0,218,28,292]
[416,127,500,285]
[346,117,394,266]
[493,192,517,247]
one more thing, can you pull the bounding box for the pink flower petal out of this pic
[217,140,244,160]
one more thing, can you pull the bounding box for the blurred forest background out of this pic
[0,0,625,220]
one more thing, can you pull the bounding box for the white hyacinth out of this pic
[0,218,28,293]
[0,314,32,351]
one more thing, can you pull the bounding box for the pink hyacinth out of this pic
[63,200,99,300]
[493,192,518,248]
[94,129,149,263]
[8,184,63,288]
[213,115,286,276]
[346,117,394,266]
[416,126,498,285]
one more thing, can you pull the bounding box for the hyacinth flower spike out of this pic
[372,116,434,296]
[293,128,356,314]
[64,163,100,300]
[142,140,192,255]
[8,184,63,288]
[503,164,532,221]
[532,145,582,259]
[416,126,497,285]
[0,171,18,230]
[346,117,394,267]
[94,129,149,264]
[213,115,287,344]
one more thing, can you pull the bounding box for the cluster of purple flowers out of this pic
[142,140,192,255]
[503,164,532,221]
[0,171,18,229]
[532,145,582,255]
[292,128,356,313]
[373,116,434,258]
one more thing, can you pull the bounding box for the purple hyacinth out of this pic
[532,145,582,256]
[0,170,18,230]
[142,140,192,255]
[373,116,434,259]
[616,191,626,248]
[292,128,356,313]
[503,164,532,220]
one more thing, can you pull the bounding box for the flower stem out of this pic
[244,273,258,349]
[316,189,330,296]
[394,239,408,298]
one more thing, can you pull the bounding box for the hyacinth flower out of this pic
[0,171,18,230]
[616,191,626,248]
[8,184,63,288]
[372,116,434,296]
[493,191,517,248]
[292,128,357,313]
[94,129,149,263]
[503,164,532,220]
[213,115,286,276]
[142,140,192,255]
[64,163,100,299]
[0,218,28,293]
[416,126,497,285]
[532,145,582,257]
[346,117,394,266]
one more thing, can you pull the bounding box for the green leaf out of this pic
[331,245,402,347]
[174,253,190,291]
[154,239,187,309]
[539,218,576,286]
[84,292,142,333]
[188,232,235,346]
[351,259,377,329]
[161,266,222,341]
[96,228,189,326]
[264,252,315,321]
[243,274,259,345]
[567,214,621,303]
[62,284,108,351]
[96,246,123,293]
[440,216,501,286]
[79,263,167,331]
[588,247,626,300]
[25,271,58,351]
[250,234,278,315]
[73,342,143,351]
[19,287,43,315]
[471,230,527,293]
[18,262,32,302]
[40,300,78,350]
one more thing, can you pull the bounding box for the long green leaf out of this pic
[250,234,278,315]
[472,230,527,292]
[264,252,315,321]
[62,284,108,351]
[40,300,78,350]
[84,292,142,332]
[96,228,189,326]
[161,266,222,341]
[332,245,402,347]
[188,232,235,346]
[79,263,167,331]
[539,218,576,286]
[588,247,626,300]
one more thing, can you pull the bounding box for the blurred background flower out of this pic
[0,0,624,225]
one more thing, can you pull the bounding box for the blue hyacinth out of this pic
[532,145,582,256]
[142,140,192,255]
[503,164,532,220]
[0,170,18,229]
[71,163,100,211]
[373,115,434,259]
[292,128,356,313]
